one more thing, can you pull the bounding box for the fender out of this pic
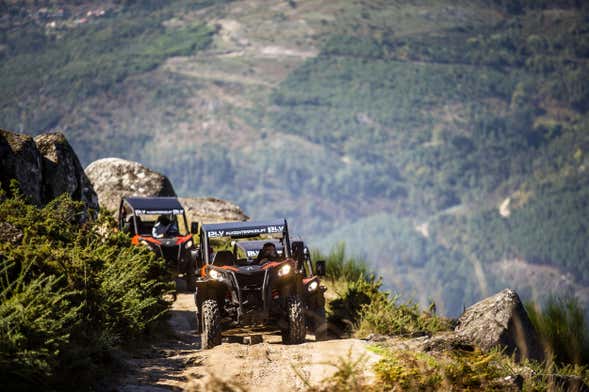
[194,279,228,309]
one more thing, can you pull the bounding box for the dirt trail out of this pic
[117,294,380,391]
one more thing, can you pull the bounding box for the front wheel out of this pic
[282,296,306,345]
[201,299,221,349]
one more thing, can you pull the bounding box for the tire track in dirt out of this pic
[116,293,379,391]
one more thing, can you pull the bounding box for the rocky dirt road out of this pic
[117,293,380,391]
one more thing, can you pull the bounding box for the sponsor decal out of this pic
[207,230,225,238]
[207,225,285,238]
[135,209,183,215]
[268,225,284,234]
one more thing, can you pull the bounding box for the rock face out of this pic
[34,133,98,211]
[0,129,98,210]
[85,158,176,213]
[455,289,544,361]
[179,197,249,224]
[0,129,43,205]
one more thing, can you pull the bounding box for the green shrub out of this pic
[0,189,171,388]
[328,278,382,333]
[356,293,451,338]
[0,272,79,385]
[526,296,589,366]
[327,276,450,336]
[373,348,513,391]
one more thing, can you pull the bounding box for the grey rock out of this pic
[85,158,176,213]
[455,288,544,361]
[34,132,98,211]
[178,197,248,225]
[0,222,23,244]
[0,129,43,205]
[492,375,524,391]
[0,129,98,212]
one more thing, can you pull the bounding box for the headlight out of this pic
[209,269,222,280]
[307,280,319,292]
[209,269,224,281]
[278,263,292,277]
[139,239,149,246]
[185,240,193,248]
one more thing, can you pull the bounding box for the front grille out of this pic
[235,271,265,290]
[235,271,266,313]
[160,245,180,262]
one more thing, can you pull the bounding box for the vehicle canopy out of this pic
[200,219,290,264]
[119,196,189,237]
[122,196,184,215]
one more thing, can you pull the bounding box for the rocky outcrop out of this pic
[0,129,98,210]
[34,133,98,211]
[455,289,544,361]
[179,197,249,224]
[368,289,545,364]
[85,158,176,213]
[0,129,43,205]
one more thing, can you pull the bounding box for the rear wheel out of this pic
[201,299,221,349]
[282,296,306,344]
[310,306,328,341]
[185,261,196,292]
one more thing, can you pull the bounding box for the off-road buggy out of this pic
[194,219,327,348]
[119,197,198,291]
[234,239,328,339]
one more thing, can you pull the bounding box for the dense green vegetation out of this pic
[314,244,589,391]
[0,0,216,134]
[527,296,589,366]
[0,183,171,389]
[369,347,589,392]
[315,245,450,338]
[321,215,480,316]
[327,276,450,338]
[273,1,589,316]
[438,173,589,283]
[2,0,589,317]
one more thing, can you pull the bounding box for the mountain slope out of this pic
[2,0,589,315]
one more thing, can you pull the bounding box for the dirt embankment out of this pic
[116,294,379,391]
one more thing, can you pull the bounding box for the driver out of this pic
[255,242,279,264]
[152,214,179,238]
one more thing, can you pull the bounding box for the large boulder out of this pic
[34,133,98,211]
[455,289,544,361]
[0,129,43,205]
[85,158,176,213]
[179,197,249,224]
[1,129,97,210]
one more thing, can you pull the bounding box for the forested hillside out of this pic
[2,0,589,315]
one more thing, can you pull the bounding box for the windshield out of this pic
[208,234,285,265]
[132,213,188,237]
[234,240,284,261]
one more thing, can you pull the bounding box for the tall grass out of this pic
[311,242,370,282]
[526,296,589,366]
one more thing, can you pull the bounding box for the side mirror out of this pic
[190,222,199,234]
[291,241,305,263]
[315,260,326,277]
